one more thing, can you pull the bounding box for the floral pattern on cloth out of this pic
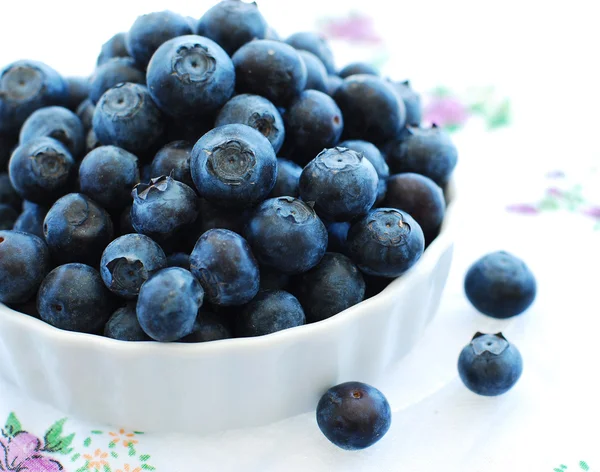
[0,413,155,472]
[553,461,594,471]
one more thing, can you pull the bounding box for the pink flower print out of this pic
[318,13,383,44]
[0,432,63,471]
[423,96,469,130]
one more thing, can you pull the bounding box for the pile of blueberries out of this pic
[0,0,457,344]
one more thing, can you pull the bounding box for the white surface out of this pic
[0,1,599,470]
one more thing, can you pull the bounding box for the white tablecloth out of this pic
[1,1,599,470]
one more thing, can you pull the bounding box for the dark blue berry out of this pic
[166,252,190,270]
[19,106,85,159]
[147,35,235,118]
[285,32,336,74]
[299,147,378,222]
[0,60,67,135]
[179,311,232,342]
[191,124,277,208]
[43,193,114,265]
[384,173,445,242]
[104,304,151,341]
[13,202,47,238]
[244,197,328,274]
[269,158,302,198]
[89,57,145,105]
[197,0,268,55]
[347,208,424,277]
[259,266,290,291]
[0,173,21,210]
[325,74,344,97]
[136,267,203,342]
[64,77,90,111]
[38,263,114,333]
[464,251,536,319]
[334,75,405,145]
[9,137,75,204]
[118,205,134,235]
[190,228,259,306]
[285,90,344,165]
[339,62,378,78]
[79,146,140,209]
[385,125,457,186]
[86,129,101,153]
[317,381,391,450]
[150,141,193,188]
[100,233,167,299]
[326,221,350,255]
[458,333,523,396]
[97,32,130,66]
[236,290,305,336]
[198,198,248,234]
[339,140,389,204]
[0,134,17,170]
[93,83,164,155]
[298,50,328,93]
[215,94,285,153]
[233,40,307,107]
[0,205,18,230]
[294,252,365,322]
[392,80,422,126]
[165,114,215,144]
[126,11,193,68]
[131,175,199,241]
[76,99,95,131]
[0,230,50,303]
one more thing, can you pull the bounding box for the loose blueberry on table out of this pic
[0,2,459,345]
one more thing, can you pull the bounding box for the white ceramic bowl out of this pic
[0,186,456,434]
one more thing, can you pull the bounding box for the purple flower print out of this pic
[582,206,600,219]
[0,432,63,471]
[319,13,383,44]
[423,96,469,130]
[506,203,539,215]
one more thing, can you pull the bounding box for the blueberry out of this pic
[236,290,305,336]
[316,381,391,450]
[0,230,50,303]
[458,332,523,396]
[325,221,350,255]
[64,77,90,111]
[104,304,151,341]
[93,83,164,155]
[244,197,328,274]
[285,90,344,164]
[0,60,68,135]
[89,57,145,105]
[9,137,75,204]
[37,263,113,333]
[363,273,393,299]
[44,193,114,265]
[334,75,405,145]
[150,141,193,188]
[347,208,424,277]
[294,253,365,322]
[165,115,215,144]
[339,140,389,204]
[126,11,193,68]
[384,173,445,242]
[179,311,232,342]
[464,251,536,319]
[325,74,344,97]
[191,124,277,208]
[269,158,302,198]
[339,62,379,78]
[79,146,140,209]
[97,32,130,66]
[131,175,199,241]
[265,26,280,41]
[385,125,457,186]
[285,32,336,74]
[166,252,190,270]
[392,80,422,126]
[197,0,268,55]
[136,267,203,342]
[298,51,328,93]
[232,40,308,107]
[215,94,285,153]
[13,202,47,238]
[190,229,260,306]
[259,266,290,291]
[76,99,95,131]
[299,147,378,222]
[0,134,17,170]
[0,205,18,230]
[118,205,134,235]
[19,106,85,158]
[147,35,235,118]
[0,173,21,210]
[100,233,167,299]
[85,129,101,153]
[198,198,247,234]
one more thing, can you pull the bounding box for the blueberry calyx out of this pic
[31,149,70,180]
[273,196,314,224]
[367,209,411,247]
[103,83,143,118]
[248,112,277,136]
[1,65,43,100]
[206,140,256,185]
[105,257,147,292]
[471,332,509,355]
[133,175,170,200]
[173,44,217,84]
